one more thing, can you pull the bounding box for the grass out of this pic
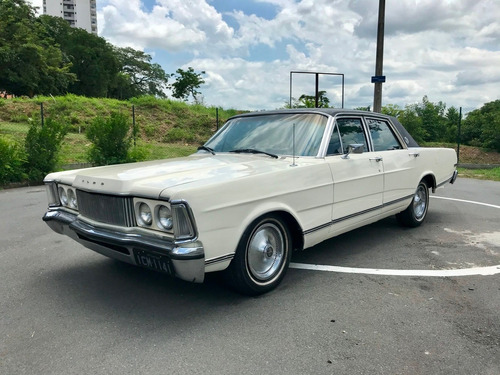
[0,95,241,145]
[458,167,500,182]
[0,95,236,171]
[1,95,499,183]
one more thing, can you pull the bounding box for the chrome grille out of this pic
[76,190,136,227]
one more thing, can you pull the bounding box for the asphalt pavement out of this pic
[0,178,499,374]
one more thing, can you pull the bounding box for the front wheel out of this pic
[396,180,429,227]
[224,214,292,296]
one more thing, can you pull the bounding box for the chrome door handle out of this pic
[409,152,420,158]
[369,157,383,162]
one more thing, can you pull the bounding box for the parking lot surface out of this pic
[1,178,499,374]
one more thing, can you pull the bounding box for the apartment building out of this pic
[43,0,98,35]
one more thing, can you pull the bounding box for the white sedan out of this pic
[43,109,458,295]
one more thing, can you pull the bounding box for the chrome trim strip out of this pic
[303,194,414,235]
[205,253,234,266]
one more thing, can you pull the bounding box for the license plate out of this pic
[133,249,171,274]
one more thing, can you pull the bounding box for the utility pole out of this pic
[372,0,386,113]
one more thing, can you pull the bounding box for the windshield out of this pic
[204,113,327,157]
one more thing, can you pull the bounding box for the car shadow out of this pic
[31,212,441,332]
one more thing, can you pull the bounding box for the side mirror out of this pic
[341,144,364,159]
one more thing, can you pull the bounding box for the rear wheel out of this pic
[396,180,429,227]
[225,214,292,296]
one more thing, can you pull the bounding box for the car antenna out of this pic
[291,123,297,167]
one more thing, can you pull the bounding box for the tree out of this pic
[397,105,427,144]
[0,0,75,96]
[170,67,205,101]
[284,91,331,108]
[40,15,119,97]
[414,96,447,142]
[298,91,330,108]
[110,47,170,99]
[382,104,403,117]
[462,100,500,152]
[444,106,460,143]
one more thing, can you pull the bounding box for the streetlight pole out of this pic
[373,0,385,113]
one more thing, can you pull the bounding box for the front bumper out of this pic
[43,209,205,283]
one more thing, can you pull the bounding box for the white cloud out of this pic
[25,0,500,112]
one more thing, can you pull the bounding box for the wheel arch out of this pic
[272,210,304,252]
[241,209,304,253]
[421,173,436,193]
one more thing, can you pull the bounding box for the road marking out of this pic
[289,263,500,276]
[431,196,500,210]
[291,195,500,277]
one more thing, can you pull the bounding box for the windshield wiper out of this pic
[229,148,278,159]
[197,145,215,155]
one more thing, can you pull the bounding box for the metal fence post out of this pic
[132,104,136,146]
[40,103,44,127]
[457,106,462,164]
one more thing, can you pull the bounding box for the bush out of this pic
[0,136,26,185]
[24,118,67,182]
[86,112,131,165]
[127,144,151,162]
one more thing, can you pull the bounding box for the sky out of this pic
[28,0,500,112]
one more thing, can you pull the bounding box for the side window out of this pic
[336,118,367,152]
[367,119,403,151]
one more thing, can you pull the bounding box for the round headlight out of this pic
[67,189,78,209]
[138,203,152,226]
[157,205,173,230]
[58,187,68,206]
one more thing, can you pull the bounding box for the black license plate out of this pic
[133,249,171,274]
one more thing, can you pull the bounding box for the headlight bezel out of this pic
[48,182,79,211]
[133,198,196,240]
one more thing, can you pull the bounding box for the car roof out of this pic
[231,108,390,118]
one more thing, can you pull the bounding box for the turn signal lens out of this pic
[45,183,59,207]
[172,204,195,240]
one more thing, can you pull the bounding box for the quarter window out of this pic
[367,119,402,151]
[327,127,342,155]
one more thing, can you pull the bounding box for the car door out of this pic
[326,117,384,234]
[364,117,417,214]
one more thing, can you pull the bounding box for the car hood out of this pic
[46,154,295,198]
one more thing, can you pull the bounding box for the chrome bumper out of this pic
[450,170,458,184]
[43,209,205,283]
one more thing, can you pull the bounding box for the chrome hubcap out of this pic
[247,223,284,281]
[413,184,427,220]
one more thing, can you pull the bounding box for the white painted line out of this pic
[291,195,500,277]
[289,263,500,277]
[431,196,500,210]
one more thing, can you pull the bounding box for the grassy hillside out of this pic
[1,96,499,182]
[0,95,241,144]
[0,95,243,166]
